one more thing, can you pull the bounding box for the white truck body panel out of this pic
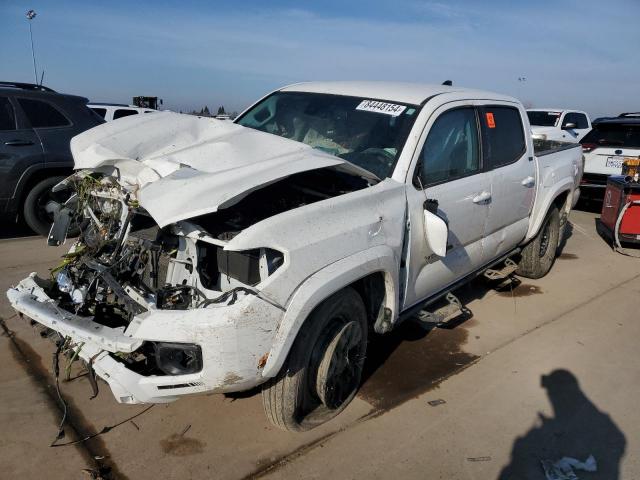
[7,82,582,406]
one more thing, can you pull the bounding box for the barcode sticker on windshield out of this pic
[356,100,406,117]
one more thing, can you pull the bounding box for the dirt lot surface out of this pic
[1,207,638,479]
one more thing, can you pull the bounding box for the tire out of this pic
[23,176,80,237]
[262,287,368,432]
[516,206,560,279]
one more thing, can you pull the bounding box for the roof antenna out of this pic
[39,70,45,87]
[442,80,453,86]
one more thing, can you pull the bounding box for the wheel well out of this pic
[349,272,387,329]
[553,190,569,211]
[18,168,73,207]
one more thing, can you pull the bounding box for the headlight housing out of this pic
[197,243,284,288]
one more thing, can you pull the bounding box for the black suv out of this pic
[0,82,103,235]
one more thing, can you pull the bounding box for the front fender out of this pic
[261,245,399,379]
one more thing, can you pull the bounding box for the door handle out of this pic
[472,191,491,204]
[521,176,535,187]
[4,139,34,146]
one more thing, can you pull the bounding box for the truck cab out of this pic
[527,109,592,143]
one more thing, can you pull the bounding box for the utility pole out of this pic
[26,9,38,84]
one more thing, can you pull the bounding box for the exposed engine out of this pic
[47,167,368,332]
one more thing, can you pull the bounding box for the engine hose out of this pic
[613,199,640,258]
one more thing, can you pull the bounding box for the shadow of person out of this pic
[498,369,626,479]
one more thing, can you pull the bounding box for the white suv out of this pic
[580,114,640,191]
[527,109,592,143]
[88,103,156,122]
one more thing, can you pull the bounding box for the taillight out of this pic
[581,143,598,153]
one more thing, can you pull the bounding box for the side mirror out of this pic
[423,208,448,257]
[562,122,577,130]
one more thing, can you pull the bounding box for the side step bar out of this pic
[483,258,518,281]
[416,292,469,326]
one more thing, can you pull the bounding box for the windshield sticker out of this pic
[486,112,496,128]
[356,100,407,117]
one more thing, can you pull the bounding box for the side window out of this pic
[17,98,70,128]
[416,107,480,187]
[0,97,16,130]
[90,107,107,118]
[576,114,589,129]
[479,106,526,169]
[563,112,579,128]
[113,109,138,120]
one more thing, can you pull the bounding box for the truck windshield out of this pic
[236,92,420,179]
[527,111,561,127]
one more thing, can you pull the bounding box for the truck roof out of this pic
[527,108,588,115]
[280,81,517,106]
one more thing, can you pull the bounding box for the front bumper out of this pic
[7,274,282,404]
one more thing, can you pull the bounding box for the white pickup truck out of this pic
[527,109,592,143]
[7,82,582,431]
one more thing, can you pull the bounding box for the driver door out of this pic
[402,103,491,310]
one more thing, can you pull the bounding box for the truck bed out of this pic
[533,138,581,157]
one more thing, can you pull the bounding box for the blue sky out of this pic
[2,0,638,117]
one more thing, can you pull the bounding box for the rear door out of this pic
[15,97,75,166]
[580,123,640,181]
[403,102,491,309]
[0,96,43,206]
[479,104,536,260]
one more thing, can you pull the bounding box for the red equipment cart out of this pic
[599,175,640,249]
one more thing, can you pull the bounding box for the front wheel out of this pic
[516,206,560,279]
[262,287,368,431]
[23,176,80,237]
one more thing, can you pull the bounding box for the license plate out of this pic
[605,156,624,170]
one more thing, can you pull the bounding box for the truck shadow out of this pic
[498,369,626,479]
[359,277,500,411]
[0,220,36,240]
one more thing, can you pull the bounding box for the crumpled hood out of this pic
[71,111,374,227]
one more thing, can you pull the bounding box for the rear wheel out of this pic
[23,176,79,237]
[262,287,368,431]
[516,206,560,279]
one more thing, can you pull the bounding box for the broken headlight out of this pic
[56,269,73,293]
[153,342,203,375]
[197,244,284,289]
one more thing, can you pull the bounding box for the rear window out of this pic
[480,106,526,168]
[18,98,70,128]
[0,97,16,130]
[113,109,138,120]
[527,111,560,127]
[581,124,640,148]
[90,107,107,118]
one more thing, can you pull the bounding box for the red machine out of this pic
[600,175,640,247]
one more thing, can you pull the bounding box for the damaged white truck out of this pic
[7,82,582,431]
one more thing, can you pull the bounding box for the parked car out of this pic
[0,81,104,235]
[88,103,156,122]
[7,82,582,431]
[580,113,640,193]
[527,109,592,142]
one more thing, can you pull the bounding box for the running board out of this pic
[483,258,518,281]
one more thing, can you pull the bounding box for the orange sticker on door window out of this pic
[486,112,496,128]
